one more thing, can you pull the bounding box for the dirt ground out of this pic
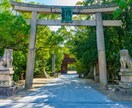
[0,78,52,100]
[0,77,132,102]
[16,78,52,90]
[98,86,132,102]
[85,79,132,102]
[16,78,132,102]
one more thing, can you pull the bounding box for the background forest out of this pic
[0,0,131,83]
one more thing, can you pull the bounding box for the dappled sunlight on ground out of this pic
[67,71,77,74]
[0,74,132,108]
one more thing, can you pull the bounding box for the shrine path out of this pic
[0,74,132,108]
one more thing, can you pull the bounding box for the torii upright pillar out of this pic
[25,11,38,89]
[96,13,108,87]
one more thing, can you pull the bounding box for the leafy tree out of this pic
[1,0,131,84]
[0,0,29,81]
[34,26,65,77]
[67,0,132,83]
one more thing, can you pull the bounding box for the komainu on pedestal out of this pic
[119,49,132,90]
[0,49,17,96]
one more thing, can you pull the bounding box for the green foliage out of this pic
[0,12,29,48]
[13,51,27,81]
[0,0,11,12]
[0,0,131,83]
[67,0,132,83]
[34,26,65,76]
[0,0,65,79]
[68,26,97,74]
[113,0,132,18]
[0,1,29,81]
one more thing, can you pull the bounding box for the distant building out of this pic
[61,54,76,73]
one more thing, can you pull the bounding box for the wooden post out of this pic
[52,54,56,72]
[25,11,37,89]
[96,13,108,87]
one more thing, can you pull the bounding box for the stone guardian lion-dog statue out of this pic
[120,49,132,71]
[0,49,13,69]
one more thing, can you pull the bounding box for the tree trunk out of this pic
[42,67,50,78]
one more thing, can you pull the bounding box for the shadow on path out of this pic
[0,74,132,108]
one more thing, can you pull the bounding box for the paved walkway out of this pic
[0,74,132,108]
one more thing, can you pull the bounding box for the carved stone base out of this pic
[120,69,132,72]
[115,86,132,94]
[119,71,132,89]
[0,81,14,87]
[0,68,14,74]
[119,82,132,89]
[0,86,17,96]
[119,71,132,82]
[0,68,14,87]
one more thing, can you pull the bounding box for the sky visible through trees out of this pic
[22,0,83,5]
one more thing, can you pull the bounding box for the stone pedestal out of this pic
[0,68,17,96]
[0,68,14,87]
[119,70,132,89]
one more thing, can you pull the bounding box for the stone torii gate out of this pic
[10,0,122,89]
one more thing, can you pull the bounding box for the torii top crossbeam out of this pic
[10,0,118,14]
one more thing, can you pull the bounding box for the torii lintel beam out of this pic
[36,20,122,26]
[10,0,118,14]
